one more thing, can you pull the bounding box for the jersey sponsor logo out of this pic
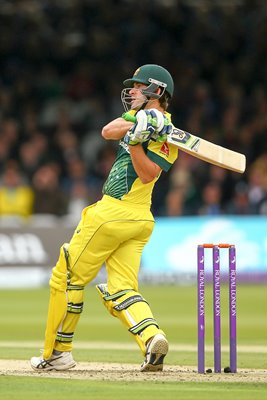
[159,142,169,157]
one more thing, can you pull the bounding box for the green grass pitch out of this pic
[0,284,266,399]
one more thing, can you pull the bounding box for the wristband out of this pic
[128,142,140,146]
[122,112,137,123]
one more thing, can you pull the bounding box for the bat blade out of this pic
[167,128,246,173]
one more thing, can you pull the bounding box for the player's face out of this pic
[129,83,148,110]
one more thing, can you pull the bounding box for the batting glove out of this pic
[124,109,158,146]
[148,109,173,142]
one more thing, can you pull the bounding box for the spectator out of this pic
[0,161,33,218]
[32,164,68,216]
[246,154,267,214]
[67,181,90,220]
[0,1,266,216]
[0,134,10,172]
[198,181,224,216]
[18,133,49,180]
[226,181,254,215]
[165,187,186,217]
[62,158,95,217]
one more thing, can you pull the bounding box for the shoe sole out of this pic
[140,337,169,372]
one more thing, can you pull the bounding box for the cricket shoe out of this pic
[30,350,76,371]
[140,334,169,372]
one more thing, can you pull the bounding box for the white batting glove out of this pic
[125,110,157,145]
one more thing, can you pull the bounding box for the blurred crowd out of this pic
[0,0,267,220]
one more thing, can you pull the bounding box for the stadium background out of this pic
[0,0,267,287]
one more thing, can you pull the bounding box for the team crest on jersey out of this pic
[159,142,169,157]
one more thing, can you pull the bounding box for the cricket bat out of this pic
[167,127,246,173]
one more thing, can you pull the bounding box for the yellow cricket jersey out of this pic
[103,114,178,207]
[0,186,33,217]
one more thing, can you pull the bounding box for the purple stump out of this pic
[197,245,205,373]
[229,245,237,373]
[213,245,221,373]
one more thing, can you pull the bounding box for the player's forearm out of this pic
[102,117,133,140]
[129,144,161,184]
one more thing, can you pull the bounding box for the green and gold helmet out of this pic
[123,64,174,97]
[121,64,174,111]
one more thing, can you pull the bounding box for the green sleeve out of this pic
[146,149,173,172]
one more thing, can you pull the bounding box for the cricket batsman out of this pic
[31,64,178,372]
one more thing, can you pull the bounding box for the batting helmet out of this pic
[123,64,174,98]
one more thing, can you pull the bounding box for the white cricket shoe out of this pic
[30,351,76,371]
[140,334,169,372]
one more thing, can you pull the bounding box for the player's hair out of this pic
[159,91,170,110]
